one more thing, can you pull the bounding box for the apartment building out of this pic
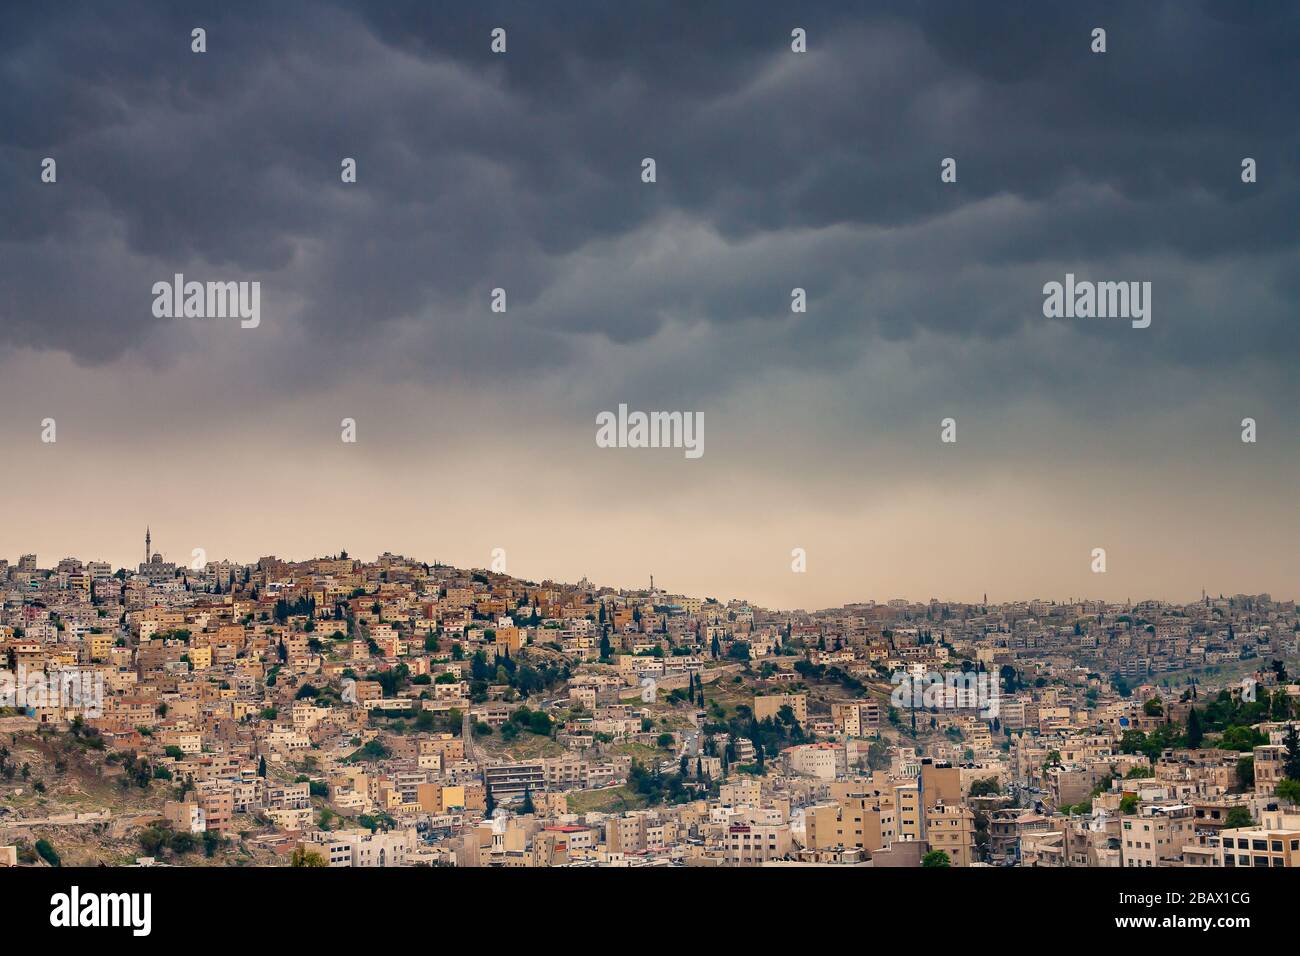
[1253,745,1285,796]
[725,823,792,865]
[305,828,414,867]
[607,813,649,855]
[1121,804,1195,867]
[926,802,976,867]
[1221,807,1300,868]
[753,693,807,725]
[831,699,881,736]
[483,762,546,803]
[163,798,207,834]
[195,788,234,834]
[805,790,897,854]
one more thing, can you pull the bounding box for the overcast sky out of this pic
[2,1,1297,609]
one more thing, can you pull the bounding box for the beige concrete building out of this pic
[1121,804,1195,867]
[754,693,807,725]
[1221,807,1300,868]
[726,823,792,865]
[805,789,897,854]
[925,801,976,867]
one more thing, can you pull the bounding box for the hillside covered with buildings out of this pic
[2,538,1300,869]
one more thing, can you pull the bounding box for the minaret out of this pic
[145,527,151,565]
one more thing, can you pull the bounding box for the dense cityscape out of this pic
[2,0,1293,939]
[2,533,1298,869]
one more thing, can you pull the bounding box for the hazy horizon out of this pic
[5,531,1292,614]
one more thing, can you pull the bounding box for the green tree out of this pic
[1223,807,1254,829]
[1185,708,1203,749]
[921,850,951,867]
[168,832,196,854]
[1275,778,1300,804]
[291,846,327,867]
[1283,725,1300,781]
[35,838,61,867]
[1236,755,1254,790]
[1218,725,1266,752]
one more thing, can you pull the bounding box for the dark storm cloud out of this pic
[0,0,1296,413]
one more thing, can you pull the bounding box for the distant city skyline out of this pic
[3,534,1290,614]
